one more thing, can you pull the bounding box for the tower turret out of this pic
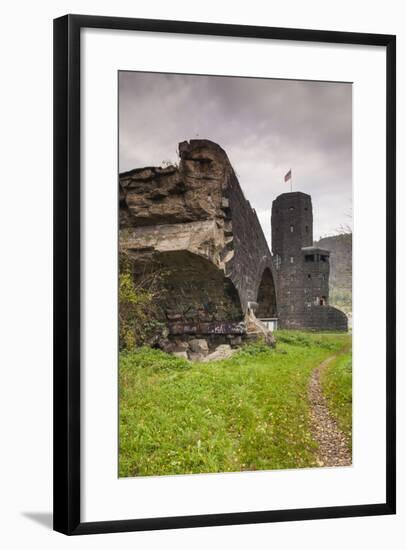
[271,191,346,330]
[271,192,313,261]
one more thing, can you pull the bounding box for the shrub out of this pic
[119,253,167,350]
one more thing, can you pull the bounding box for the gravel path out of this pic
[308,356,352,468]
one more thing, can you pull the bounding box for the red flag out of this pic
[284,169,292,182]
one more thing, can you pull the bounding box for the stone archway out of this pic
[130,249,244,335]
[256,267,277,318]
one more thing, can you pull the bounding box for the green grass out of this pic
[119,331,351,477]
[320,350,352,448]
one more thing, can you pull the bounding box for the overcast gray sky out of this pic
[119,71,352,243]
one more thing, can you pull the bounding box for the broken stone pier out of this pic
[119,139,277,357]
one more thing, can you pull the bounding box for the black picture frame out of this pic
[53,14,396,535]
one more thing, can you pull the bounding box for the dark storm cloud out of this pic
[119,72,352,241]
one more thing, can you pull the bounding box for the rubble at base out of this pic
[159,317,275,362]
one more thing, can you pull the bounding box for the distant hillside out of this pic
[315,233,352,314]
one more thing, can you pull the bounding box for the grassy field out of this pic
[321,349,353,448]
[119,331,351,477]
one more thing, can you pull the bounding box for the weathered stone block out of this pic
[229,336,242,347]
[189,338,209,355]
[204,344,235,362]
[172,340,189,352]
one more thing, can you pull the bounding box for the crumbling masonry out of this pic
[119,139,347,352]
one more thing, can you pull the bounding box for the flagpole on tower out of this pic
[284,169,293,191]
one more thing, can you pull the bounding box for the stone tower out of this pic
[271,192,347,331]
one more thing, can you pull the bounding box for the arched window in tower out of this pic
[305,225,309,233]
[290,225,294,232]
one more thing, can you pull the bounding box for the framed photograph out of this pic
[53,14,396,535]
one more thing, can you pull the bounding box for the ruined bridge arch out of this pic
[256,267,277,319]
[119,139,277,339]
[128,249,244,332]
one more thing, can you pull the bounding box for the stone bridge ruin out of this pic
[119,139,347,355]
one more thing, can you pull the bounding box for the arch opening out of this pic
[256,268,277,319]
[130,250,244,333]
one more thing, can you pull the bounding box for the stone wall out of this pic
[224,169,277,316]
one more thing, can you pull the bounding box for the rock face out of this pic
[120,141,230,227]
[120,140,277,347]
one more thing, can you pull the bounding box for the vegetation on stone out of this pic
[118,253,167,349]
